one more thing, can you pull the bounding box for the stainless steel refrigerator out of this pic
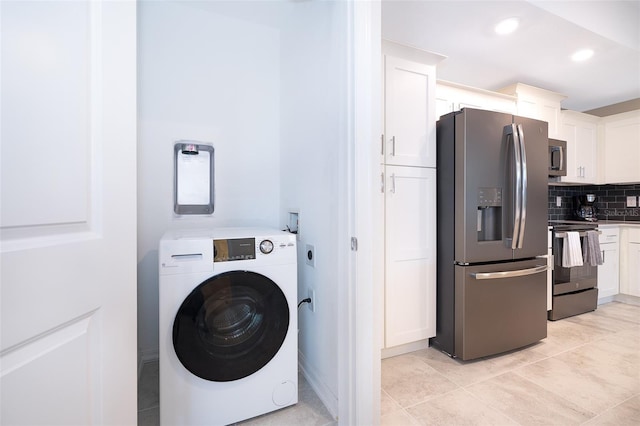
[430,108,549,360]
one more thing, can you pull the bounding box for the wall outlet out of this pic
[305,244,315,267]
[626,196,637,207]
[556,196,562,207]
[308,288,315,312]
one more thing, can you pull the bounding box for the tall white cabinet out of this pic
[384,166,436,348]
[381,41,442,353]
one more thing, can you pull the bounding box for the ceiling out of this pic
[382,0,640,113]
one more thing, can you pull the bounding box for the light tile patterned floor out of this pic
[382,301,640,425]
[139,301,639,425]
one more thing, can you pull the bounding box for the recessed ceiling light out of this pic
[571,49,594,62]
[495,18,519,35]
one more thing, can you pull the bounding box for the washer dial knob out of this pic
[259,239,274,254]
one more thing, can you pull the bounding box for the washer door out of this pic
[173,270,290,382]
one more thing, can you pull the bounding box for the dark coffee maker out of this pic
[574,194,598,221]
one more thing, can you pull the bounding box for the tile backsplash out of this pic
[548,184,640,222]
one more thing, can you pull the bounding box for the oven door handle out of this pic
[470,264,548,280]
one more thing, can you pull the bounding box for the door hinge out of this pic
[381,134,384,155]
[381,172,385,193]
[351,237,358,251]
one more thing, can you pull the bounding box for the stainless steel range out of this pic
[549,222,599,320]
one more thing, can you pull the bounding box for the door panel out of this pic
[512,115,549,259]
[455,109,548,263]
[455,259,547,360]
[384,166,436,347]
[384,56,436,167]
[455,109,513,263]
[1,1,137,424]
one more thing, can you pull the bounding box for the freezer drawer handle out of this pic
[470,264,548,280]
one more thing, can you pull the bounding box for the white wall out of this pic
[137,0,281,360]
[137,0,349,418]
[279,2,349,415]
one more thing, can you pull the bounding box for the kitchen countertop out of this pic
[548,220,640,227]
[596,221,640,227]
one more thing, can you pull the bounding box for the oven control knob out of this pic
[259,239,274,254]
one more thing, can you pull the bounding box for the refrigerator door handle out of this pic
[506,124,522,249]
[470,264,548,280]
[517,124,527,249]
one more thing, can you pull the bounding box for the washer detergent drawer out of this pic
[159,240,213,275]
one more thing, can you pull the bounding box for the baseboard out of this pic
[613,293,640,306]
[381,339,429,359]
[598,295,616,305]
[298,350,338,420]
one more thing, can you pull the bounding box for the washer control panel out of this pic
[213,237,296,262]
[214,238,255,262]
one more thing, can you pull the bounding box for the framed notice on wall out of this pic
[174,141,215,215]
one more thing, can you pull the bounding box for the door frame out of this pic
[338,1,382,424]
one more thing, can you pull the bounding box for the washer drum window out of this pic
[173,271,290,382]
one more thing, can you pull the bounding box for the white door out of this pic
[384,56,436,168]
[1,1,137,425]
[384,165,436,348]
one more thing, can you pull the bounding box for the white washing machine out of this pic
[159,227,298,425]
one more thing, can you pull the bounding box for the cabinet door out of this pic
[624,242,640,297]
[384,56,436,167]
[598,243,619,299]
[604,113,640,183]
[560,117,597,184]
[384,166,436,348]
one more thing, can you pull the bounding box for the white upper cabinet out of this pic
[559,110,599,184]
[383,41,443,168]
[497,83,566,138]
[436,80,516,119]
[602,110,640,184]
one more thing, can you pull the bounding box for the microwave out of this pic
[549,138,567,176]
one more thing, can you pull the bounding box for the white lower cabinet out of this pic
[598,227,619,300]
[384,165,436,348]
[627,243,640,297]
[620,227,640,297]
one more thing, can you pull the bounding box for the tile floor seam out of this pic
[510,367,600,420]
[458,386,525,426]
[578,391,640,425]
[380,387,404,415]
[138,405,159,414]
[394,386,462,411]
[468,370,600,425]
